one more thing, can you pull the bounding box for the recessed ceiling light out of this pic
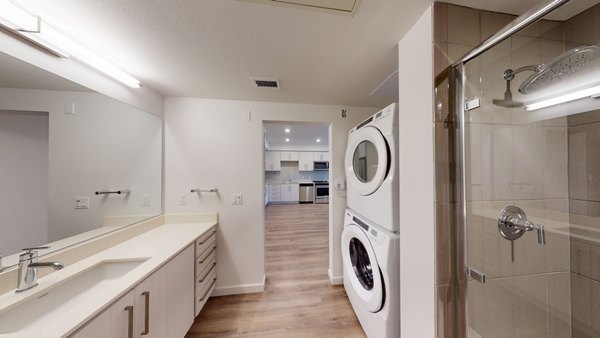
[316,138,321,143]
[284,128,290,133]
[285,138,290,142]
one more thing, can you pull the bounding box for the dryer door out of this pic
[345,126,389,196]
[341,223,384,313]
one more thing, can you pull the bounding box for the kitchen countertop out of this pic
[0,219,216,337]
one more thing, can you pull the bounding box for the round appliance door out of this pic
[341,223,384,313]
[345,126,389,196]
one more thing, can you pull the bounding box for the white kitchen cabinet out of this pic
[70,290,134,338]
[265,151,281,171]
[280,183,299,203]
[298,152,314,171]
[280,151,299,161]
[313,152,329,162]
[268,184,281,203]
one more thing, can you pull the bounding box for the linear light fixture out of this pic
[0,0,140,88]
[525,84,600,111]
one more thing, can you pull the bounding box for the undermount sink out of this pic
[0,258,148,334]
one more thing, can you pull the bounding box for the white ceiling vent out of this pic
[273,0,358,13]
[251,77,281,89]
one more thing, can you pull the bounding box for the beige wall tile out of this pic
[591,244,600,282]
[548,272,572,338]
[434,2,448,43]
[436,284,457,338]
[480,11,514,42]
[434,75,450,122]
[436,203,455,285]
[435,122,455,203]
[568,126,588,201]
[434,42,450,78]
[544,126,569,199]
[448,5,480,46]
[512,274,548,338]
[564,3,600,46]
[481,278,516,337]
[541,20,565,41]
[571,238,592,278]
[572,272,593,336]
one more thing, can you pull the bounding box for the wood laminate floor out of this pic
[185,203,366,338]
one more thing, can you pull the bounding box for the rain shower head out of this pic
[519,45,600,94]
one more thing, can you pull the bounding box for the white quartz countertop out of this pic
[0,220,216,338]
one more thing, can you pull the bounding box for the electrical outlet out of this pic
[75,197,89,209]
[231,193,243,205]
[142,194,151,207]
[178,194,187,206]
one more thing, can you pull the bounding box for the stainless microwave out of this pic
[314,161,329,171]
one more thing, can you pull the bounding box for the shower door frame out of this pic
[450,0,572,333]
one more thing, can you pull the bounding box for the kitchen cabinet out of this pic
[71,291,134,338]
[71,245,195,338]
[265,151,281,171]
[280,151,299,161]
[313,152,329,162]
[281,183,299,203]
[298,152,314,171]
[268,184,281,203]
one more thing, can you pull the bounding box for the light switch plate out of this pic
[75,197,89,209]
[142,194,151,207]
[178,194,187,206]
[231,193,243,205]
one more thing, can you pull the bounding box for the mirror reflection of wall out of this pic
[0,52,162,264]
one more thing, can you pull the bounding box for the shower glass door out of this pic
[461,2,600,337]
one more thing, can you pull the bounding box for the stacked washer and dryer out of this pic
[342,103,399,338]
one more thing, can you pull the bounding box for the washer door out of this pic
[342,223,384,313]
[345,126,389,196]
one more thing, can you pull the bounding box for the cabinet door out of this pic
[313,152,329,161]
[298,152,314,171]
[281,151,299,161]
[265,151,279,171]
[134,266,168,338]
[290,184,299,202]
[166,245,195,337]
[71,290,135,338]
[269,184,281,202]
[280,183,289,202]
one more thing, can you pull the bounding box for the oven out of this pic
[313,181,329,204]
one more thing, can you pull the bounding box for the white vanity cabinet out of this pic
[265,151,281,171]
[70,290,134,338]
[71,245,196,338]
[194,227,217,316]
[298,152,314,171]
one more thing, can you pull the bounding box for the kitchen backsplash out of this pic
[265,162,329,183]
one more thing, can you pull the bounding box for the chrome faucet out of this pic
[16,246,64,293]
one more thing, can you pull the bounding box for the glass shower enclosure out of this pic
[455,0,600,336]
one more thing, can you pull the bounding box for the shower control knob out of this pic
[497,206,545,245]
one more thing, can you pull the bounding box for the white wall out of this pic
[0,31,164,117]
[0,111,48,254]
[164,97,376,294]
[398,5,435,338]
[0,87,162,248]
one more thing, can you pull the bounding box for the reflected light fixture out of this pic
[526,84,600,111]
[316,138,321,143]
[285,138,290,142]
[0,0,141,88]
[284,128,290,133]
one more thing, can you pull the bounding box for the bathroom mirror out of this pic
[0,51,162,267]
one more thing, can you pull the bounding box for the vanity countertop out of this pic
[0,218,217,338]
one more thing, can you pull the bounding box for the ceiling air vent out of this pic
[251,77,281,89]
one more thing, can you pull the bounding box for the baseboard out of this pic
[328,269,343,285]
[212,275,266,296]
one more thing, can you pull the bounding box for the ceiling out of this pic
[265,123,329,149]
[12,0,432,108]
[0,51,90,92]
[7,0,597,108]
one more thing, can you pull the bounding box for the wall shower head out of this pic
[493,79,524,108]
[518,45,599,94]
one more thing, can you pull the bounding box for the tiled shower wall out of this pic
[431,2,599,337]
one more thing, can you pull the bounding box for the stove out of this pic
[313,181,329,204]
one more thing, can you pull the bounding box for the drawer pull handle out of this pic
[199,265,216,282]
[141,291,150,335]
[198,247,216,262]
[124,305,134,338]
[198,231,216,244]
[199,278,217,301]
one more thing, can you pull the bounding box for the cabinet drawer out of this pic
[196,249,216,278]
[196,232,216,257]
[196,265,217,299]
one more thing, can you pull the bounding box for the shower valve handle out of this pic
[498,206,545,245]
